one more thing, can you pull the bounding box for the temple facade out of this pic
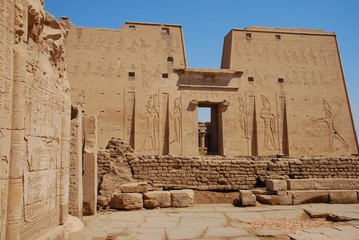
[64,20,358,157]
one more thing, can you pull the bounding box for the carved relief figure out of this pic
[78,90,85,105]
[140,94,159,151]
[171,97,181,143]
[313,98,349,149]
[141,64,150,87]
[128,38,137,52]
[238,98,249,139]
[140,38,149,61]
[260,96,279,150]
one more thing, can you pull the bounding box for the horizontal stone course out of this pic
[122,156,359,191]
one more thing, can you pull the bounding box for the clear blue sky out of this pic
[45,0,359,136]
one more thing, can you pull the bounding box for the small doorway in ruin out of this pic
[198,103,223,156]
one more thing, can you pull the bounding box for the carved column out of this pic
[6,1,26,238]
[6,42,26,240]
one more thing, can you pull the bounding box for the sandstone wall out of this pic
[127,156,359,191]
[65,21,358,157]
[64,20,186,154]
[221,27,358,156]
[0,0,72,239]
[0,0,15,238]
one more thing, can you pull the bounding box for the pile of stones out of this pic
[110,182,194,210]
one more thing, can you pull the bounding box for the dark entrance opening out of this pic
[198,103,223,156]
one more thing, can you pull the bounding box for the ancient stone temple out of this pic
[64,20,358,157]
[1,1,359,239]
[0,0,78,239]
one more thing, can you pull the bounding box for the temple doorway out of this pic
[198,103,223,156]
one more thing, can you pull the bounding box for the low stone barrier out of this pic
[256,179,359,205]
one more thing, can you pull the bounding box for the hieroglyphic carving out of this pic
[154,39,163,53]
[26,137,59,171]
[313,98,349,150]
[29,89,62,137]
[128,38,137,52]
[117,58,123,77]
[247,96,258,156]
[0,180,8,238]
[238,97,249,139]
[260,95,279,151]
[126,92,135,148]
[140,38,149,61]
[141,64,150,87]
[140,94,159,151]
[161,93,169,155]
[278,96,289,155]
[171,97,181,144]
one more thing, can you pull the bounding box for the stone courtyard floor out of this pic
[72,204,359,240]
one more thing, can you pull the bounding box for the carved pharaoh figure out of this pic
[140,94,159,151]
[314,98,349,150]
[238,98,249,139]
[260,96,278,151]
[171,97,181,143]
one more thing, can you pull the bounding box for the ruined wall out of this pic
[221,27,358,156]
[0,0,71,239]
[128,156,359,191]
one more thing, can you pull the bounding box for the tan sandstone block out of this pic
[292,191,329,205]
[256,194,293,205]
[266,179,287,191]
[329,191,359,204]
[287,179,315,190]
[120,181,148,193]
[170,190,194,208]
[110,193,143,210]
[239,190,256,206]
[314,178,359,190]
[143,191,171,209]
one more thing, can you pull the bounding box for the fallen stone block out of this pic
[266,179,287,191]
[170,190,194,208]
[143,191,171,209]
[120,181,148,193]
[110,193,143,210]
[329,191,359,204]
[256,193,292,205]
[238,190,256,206]
[292,191,329,205]
[287,179,315,190]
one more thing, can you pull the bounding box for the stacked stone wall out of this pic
[123,156,359,191]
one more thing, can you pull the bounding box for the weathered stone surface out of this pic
[65,18,358,157]
[287,179,315,190]
[69,105,83,219]
[83,116,98,215]
[170,190,194,207]
[256,194,293,205]
[110,193,143,210]
[266,179,287,191]
[120,182,148,193]
[97,138,134,210]
[329,191,359,204]
[239,190,256,206]
[143,191,171,209]
[292,191,329,205]
[287,178,359,191]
